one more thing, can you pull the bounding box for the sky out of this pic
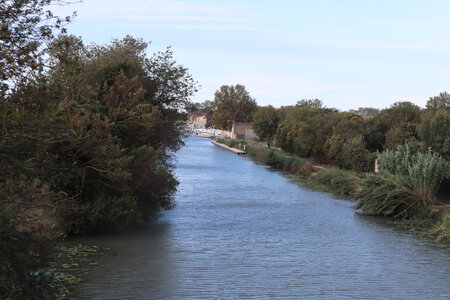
[52,0,450,110]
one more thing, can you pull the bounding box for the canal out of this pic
[75,135,449,299]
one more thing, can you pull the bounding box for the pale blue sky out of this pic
[53,0,450,110]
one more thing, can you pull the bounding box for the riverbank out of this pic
[215,138,450,242]
[211,140,245,155]
[71,135,450,298]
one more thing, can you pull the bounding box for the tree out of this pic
[296,99,323,109]
[0,2,75,297]
[0,0,75,97]
[370,101,422,151]
[419,108,450,160]
[349,107,380,117]
[325,112,374,171]
[212,84,257,130]
[42,36,196,232]
[253,106,280,147]
[426,92,450,110]
[274,103,339,161]
[147,46,198,109]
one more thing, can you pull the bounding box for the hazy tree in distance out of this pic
[349,107,380,117]
[426,92,449,110]
[253,105,280,147]
[212,84,257,130]
[296,98,323,109]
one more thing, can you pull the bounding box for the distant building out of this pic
[188,113,207,128]
[229,121,257,140]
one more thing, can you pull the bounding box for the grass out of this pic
[313,168,360,196]
[215,138,449,242]
[427,214,450,242]
[227,139,358,197]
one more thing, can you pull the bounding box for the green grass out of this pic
[313,168,359,196]
[245,143,309,173]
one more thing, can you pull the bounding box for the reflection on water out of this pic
[75,136,450,299]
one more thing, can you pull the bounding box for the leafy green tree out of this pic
[426,92,450,110]
[0,2,75,297]
[419,108,450,160]
[384,122,419,152]
[296,98,323,109]
[325,112,374,171]
[1,34,197,235]
[0,0,74,97]
[275,103,338,161]
[41,36,194,233]
[212,84,257,130]
[349,107,380,117]
[253,106,280,147]
[368,101,422,151]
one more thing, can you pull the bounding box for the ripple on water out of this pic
[75,136,450,299]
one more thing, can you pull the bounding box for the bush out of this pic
[245,144,308,173]
[356,145,448,218]
[377,144,448,204]
[356,172,432,218]
[314,168,358,195]
[0,209,61,299]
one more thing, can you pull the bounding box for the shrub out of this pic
[356,172,433,218]
[297,161,314,178]
[245,144,308,173]
[377,144,414,176]
[377,144,448,204]
[356,145,448,218]
[314,168,358,195]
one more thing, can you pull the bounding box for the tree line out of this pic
[190,85,448,174]
[193,86,449,227]
[253,95,449,173]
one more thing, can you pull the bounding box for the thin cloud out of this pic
[69,0,255,19]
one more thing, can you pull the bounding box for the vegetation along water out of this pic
[73,136,450,299]
[1,1,449,298]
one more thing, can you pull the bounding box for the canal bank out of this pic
[73,136,450,299]
[215,138,450,242]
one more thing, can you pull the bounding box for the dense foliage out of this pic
[274,100,339,162]
[212,84,257,130]
[356,145,448,218]
[2,34,195,234]
[1,2,197,296]
[252,105,280,147]
[248,96,449,175]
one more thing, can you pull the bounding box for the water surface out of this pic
[75,136,449,299]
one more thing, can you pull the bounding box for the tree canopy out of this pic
[0,0,75,97]
[1,25,197,299]
[212,84,257,130]
[252,105,280,147]
[426,92,450,110]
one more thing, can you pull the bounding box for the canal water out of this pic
[75,135,449,299]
